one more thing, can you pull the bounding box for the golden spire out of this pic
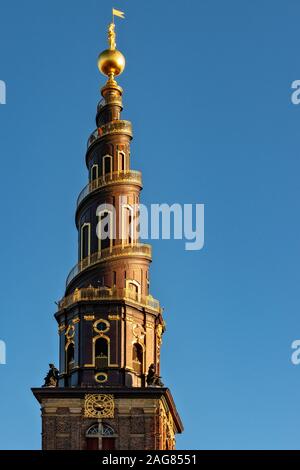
[97,11,126,84]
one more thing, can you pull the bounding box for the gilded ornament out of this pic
[84,394,114,419]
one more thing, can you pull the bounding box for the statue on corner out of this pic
[146,363,164,387]
[43,363,59,388]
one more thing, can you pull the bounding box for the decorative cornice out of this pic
[31,387,184,433]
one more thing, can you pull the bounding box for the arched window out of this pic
[128,282,138,300]
[81,223,90,260]
[132,343,143,375]
[122,205,134,245]
[97,210,113,253]
[95,337,109,369]
[118,151,126,172]
[86,423,116,450]
[146,270,150,295]
[126,280,141,301]
[102,155,112,177]
[66,342,75,374]
[90,164,98,182]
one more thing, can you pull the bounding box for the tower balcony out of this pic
[58,286,161,313]
[77,170,142,208]
[66,243,152,288]
[87,120,133,149]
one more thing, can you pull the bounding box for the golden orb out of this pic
[97,49,125,77]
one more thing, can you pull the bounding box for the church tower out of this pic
[32,17,183,450]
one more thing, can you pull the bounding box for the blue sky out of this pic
[0,0,300,450]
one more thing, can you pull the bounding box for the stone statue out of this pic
[146,363,164,387]
[43,363,59,388]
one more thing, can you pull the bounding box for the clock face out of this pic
[84,394,114,418]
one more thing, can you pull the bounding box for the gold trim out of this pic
[65,324,75,340]
[72,317,80,324]
[93,318,110,334]
[84,362,119,368]
[65,339,74,351]
[87,121,132,149]
[95,372,108,384]
[84,315,95,321]
[58,285,161,314]
[66,244,152,288]
[108,314,120,320]
[77,169,142,208]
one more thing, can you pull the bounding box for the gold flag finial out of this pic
[98,10,126,83]
[107,9,125,50]
[112,8,125,21]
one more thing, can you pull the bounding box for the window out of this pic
[132,343,143,375]
[118,151,126,172]
[128,213,132,244]
[91,164,98,182]
[81,223,90,260]
[86,423,116,450]
[98,211,113,252]
[112,197,116,246]
[102,155,112,176]
[66,342,75,374]
[113,271,117,286]
[99,212,110,251]
[122,205,133,245]
[95,337,109,368]
[128,282,138,299]
[126,280,140,301]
